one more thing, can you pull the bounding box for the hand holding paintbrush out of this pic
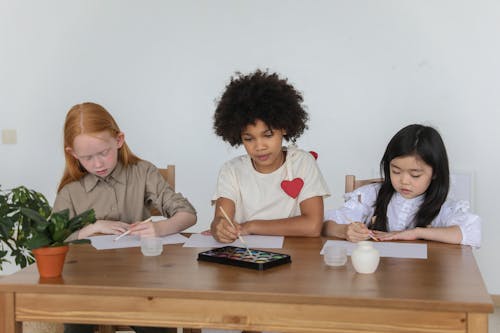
[113,217,152,241]
[218,206,253,256]
[342,213,379,242]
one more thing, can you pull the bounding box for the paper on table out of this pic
[88,233,188,250]
[183,233,284,249]
[320,240,427,259]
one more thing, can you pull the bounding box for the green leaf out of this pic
[11,248,30,269]
[67,209,96,232]
[0,216,15,238]
[25,230,51,249]
[20,207,49,231]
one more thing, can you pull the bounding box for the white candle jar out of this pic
[351,241,380,274]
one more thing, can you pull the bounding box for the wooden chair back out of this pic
[150,165,175,216]
[345,174,383,193]
[159,164,175,191]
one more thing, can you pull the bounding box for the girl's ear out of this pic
[65,147,78,159]
[116,132,125,148]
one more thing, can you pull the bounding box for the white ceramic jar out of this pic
[351,241,380,274]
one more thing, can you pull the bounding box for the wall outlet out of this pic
[2,129,17,144]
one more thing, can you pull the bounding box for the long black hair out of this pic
[371,124,449,231]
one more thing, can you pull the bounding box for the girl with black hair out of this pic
[324,124,481,247]
[210,70,330,243]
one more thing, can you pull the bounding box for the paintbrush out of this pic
[369,216,379,241]
[113,217,152,241]
[219,206,253,256]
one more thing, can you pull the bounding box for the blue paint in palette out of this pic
[198,246,291,270]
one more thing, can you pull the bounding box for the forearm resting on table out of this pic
[155,211,197,236]
[245,196,324,237]
[416,225,463,244]
[247,214,323,237]
[322,220,348,238]
[71,223,100,241]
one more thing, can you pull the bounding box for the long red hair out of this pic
[57,102,141,192]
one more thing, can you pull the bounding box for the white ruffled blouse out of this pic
[324,183,481,247]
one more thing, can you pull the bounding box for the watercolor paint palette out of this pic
[198,246,291,270]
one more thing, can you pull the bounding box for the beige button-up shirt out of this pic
[54,160,196,237]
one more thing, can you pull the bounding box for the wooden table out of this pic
[0,238,494,333]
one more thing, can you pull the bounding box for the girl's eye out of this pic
[264,130,274,138]
[411,174,422,178]
[100,149,110,157]
[82,156,92,162]
[243,137,253,142]
[391,170,400,175]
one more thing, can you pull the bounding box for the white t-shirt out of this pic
[324,183,481,247]
[213,145,330,223]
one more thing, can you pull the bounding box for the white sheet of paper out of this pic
[88,233,188,250]
[320,240,427,259]
[183,233,284,249]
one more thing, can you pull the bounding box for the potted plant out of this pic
[0,185,95,277]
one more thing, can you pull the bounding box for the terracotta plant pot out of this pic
[32,245,69,278]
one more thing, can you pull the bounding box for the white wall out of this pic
[1,0,499,293]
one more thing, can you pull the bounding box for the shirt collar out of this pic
[81,161,126,192]
[393,191,425,206]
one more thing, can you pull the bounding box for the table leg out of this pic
[467,313,488,333]
[0,292,22,333]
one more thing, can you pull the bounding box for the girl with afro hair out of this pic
[211,70,330,243]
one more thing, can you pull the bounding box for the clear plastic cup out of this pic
[324,245,347,266]
[140,236,163,256]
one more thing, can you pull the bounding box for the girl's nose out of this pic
[93,156,105,168]
[401,173,410,184]
[255,138,266,150]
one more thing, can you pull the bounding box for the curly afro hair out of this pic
[213,69,309,146]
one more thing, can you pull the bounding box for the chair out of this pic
[345,174,382,193]
[150,164,175,216]
[159,164,176,191]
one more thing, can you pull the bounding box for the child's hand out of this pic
[238,221,252,236]
[346,222,372,242]
[129,220,156,237]
[211,216,241,243]
[92,220,130,235]
[373,229,418,241]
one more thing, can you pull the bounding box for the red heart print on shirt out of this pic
[281,178,304,199]
[309,151,318,160]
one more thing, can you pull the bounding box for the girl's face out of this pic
[67,130,124,178]
[389,155,433,199]
[241,119,286,174]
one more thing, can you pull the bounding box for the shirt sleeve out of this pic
[53,187,77,218]
[212,161,239,203]
[432,200,482,247]
[145,164,196,218]
[296,151,330,203]
[53,187,79,242]
[324,184,379,225]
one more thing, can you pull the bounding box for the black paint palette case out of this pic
[197,246,291,270]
